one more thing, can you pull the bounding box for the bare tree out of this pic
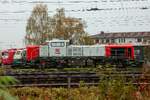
[51,8,93,44]
[25,4,93,45]
[25,4,52,45]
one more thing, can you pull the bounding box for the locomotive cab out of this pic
[13,45,39,67]
[1,49,16,65]
[40,39,70,57]
[105,44,134,66]
[110,48,132,59]
[49,39,69,57]
[106,44,134,60]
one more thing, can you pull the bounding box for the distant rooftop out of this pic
[91,32,150,39]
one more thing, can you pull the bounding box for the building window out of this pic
[119,38,121,43]
[121,38,125,43]
[95,39,99,43]
[101,39,104,43]
[119,38,125,43]
[129,41,132,43]
[111,39,115,43]
[123,38,125,43]
[137,38,142,42]
[143,39,147,43]
[106,39,109,43]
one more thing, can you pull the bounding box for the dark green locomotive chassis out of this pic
[11,56,144,68]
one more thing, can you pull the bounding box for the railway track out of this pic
[2,69,150,88]
[10,83,150,88]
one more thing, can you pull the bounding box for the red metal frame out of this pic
[26,45,39,62]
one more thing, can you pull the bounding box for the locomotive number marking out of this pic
[55,48,60,54]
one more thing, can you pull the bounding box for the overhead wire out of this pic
[0,0,149,26]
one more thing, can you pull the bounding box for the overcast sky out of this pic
[0,0,150,49]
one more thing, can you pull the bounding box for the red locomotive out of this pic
[1,49,16,65]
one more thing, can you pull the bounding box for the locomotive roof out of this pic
[106,44,133,47]
[69,44,105,47]
[26,45,39,47]
[46,39,70,43]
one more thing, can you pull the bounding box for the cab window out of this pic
[111,48,125,57]
[2,52,8,58]
[22,50,26,57]
[16,51,21,55]
[51,42,65,47]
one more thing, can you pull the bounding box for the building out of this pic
[91,32,150,44]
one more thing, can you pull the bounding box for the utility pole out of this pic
[58,0,62,38]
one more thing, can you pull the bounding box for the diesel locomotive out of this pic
[0,39,145,68]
